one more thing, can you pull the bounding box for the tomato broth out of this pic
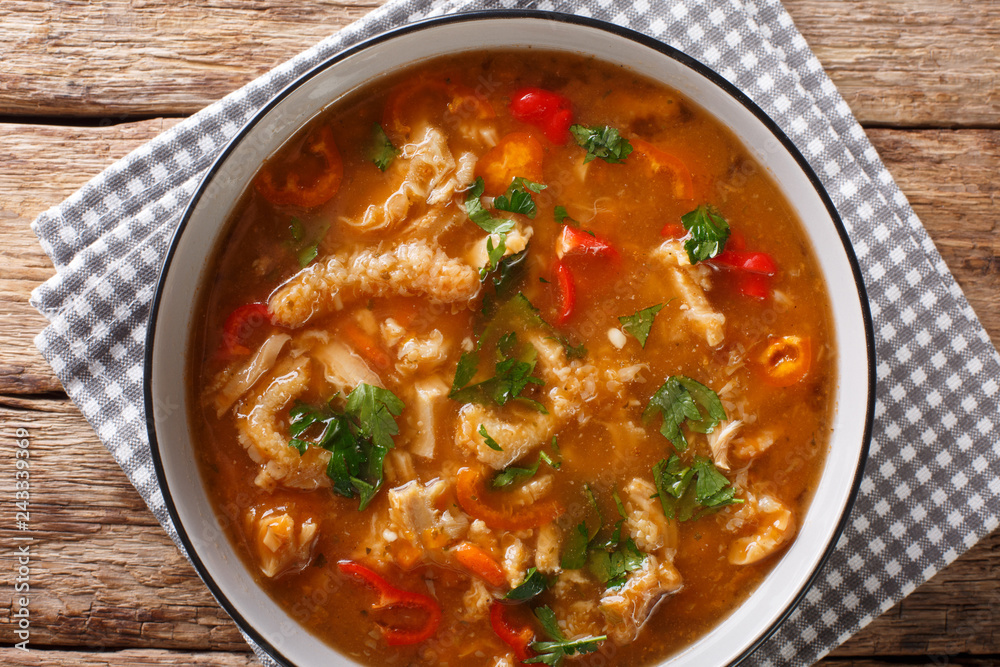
[190,50,835,666]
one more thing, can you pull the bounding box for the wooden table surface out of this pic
[1,1,998,665]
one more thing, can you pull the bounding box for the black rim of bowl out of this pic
[145,9,876,667]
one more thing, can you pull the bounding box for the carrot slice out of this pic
[453,542,507,587]
[455,468,564,531]
[340,321,392,370]
[474,132,544,196]
[631,138,695,200]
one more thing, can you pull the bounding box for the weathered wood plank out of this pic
[0,397,248,651]
[785,0,1000,127]
[0,649,254,666]
[0,119,180,394]
[0,396,997,656]
[4,649,996,667]
[0,0,384,118]
[1,123,997,395]
[0,1,997,126]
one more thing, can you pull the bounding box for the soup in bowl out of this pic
[147,13,873,667]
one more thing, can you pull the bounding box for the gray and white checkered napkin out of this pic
[29,1,1000,665]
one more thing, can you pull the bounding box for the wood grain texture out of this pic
[0,649,255,666]
[0,0,998,126]
[3,651,997,667]
[0,396,997,657]
[0,119,179,394]
[784,0,1000,128]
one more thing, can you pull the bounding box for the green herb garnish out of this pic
[491,451,558,489]
[588,538,646,589]
[642,375,727,452]
[553,205,575,226]
[526,606,606,666]
[368,123,398,171]
[494,177,547,219]
[505,567,548,602]
[560,522,591,571]
[680,204,730,264]
[570,124,633,164]
[618,303,666,348]
[479,424,503,452]
[464,177,517,235]
[287,384,404,510]
[287,218,329,268]
[652,454,743,521]
[449,331,545,411]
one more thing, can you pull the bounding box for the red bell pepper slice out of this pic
[710,250,777,275]
[509,87,574,144]
[337,560,442,646]
[552,260,576,325]
[555,225,620,262]
[220,303,271,355]
[735,272,771,300]
[254,124,343,208]
[490,600,536,663]
[659,222,687,239]
[456,468,565,531]
[705,248,778,300]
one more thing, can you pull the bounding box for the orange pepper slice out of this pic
[383,78,495,141]
[474,131,544,196]
[254,124,343,208]
[757,335,812,387]
[455,467,564,531]
[630,138,695,200]
[453,542,507,587]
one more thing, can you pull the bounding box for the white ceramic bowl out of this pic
[146,11,874,667]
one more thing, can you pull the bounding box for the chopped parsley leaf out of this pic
[478,424,503,452]
[449,331,545,411]
[526,606,606,666]
[287,384,404,510]
[493,177,547,219]
[642,375,727,452]
[618,303,666,348]
[464,177,516,235]
[560,522,591,571]
[570,124,633,164]
[680,204,730,264]
[653,454,743,521]
[491,451,558,489]
[588,538,646,589]
[480,232,508,280]
[505,567,548,602]
[553,205,575,226]
[368,123,398,172]
[344,383,405,452]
